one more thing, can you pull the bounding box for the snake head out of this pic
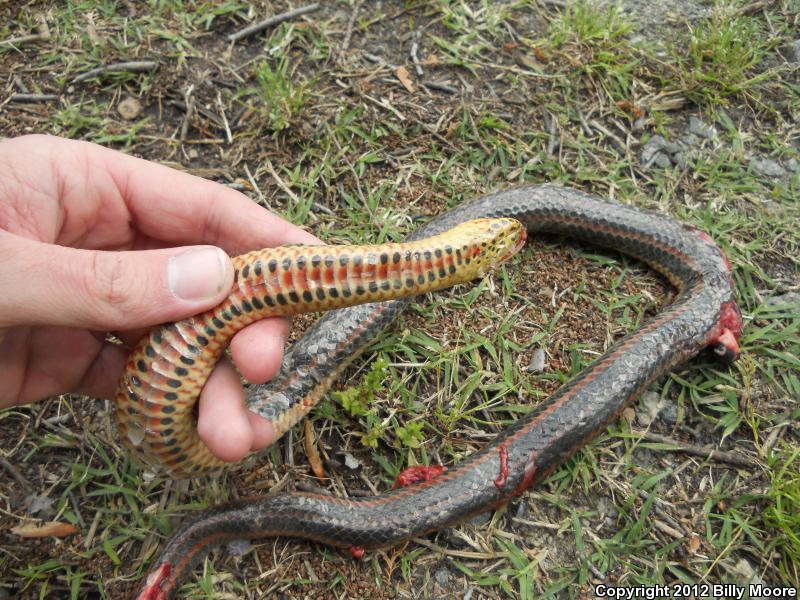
[455,217,526,277]
[707,299,743,363]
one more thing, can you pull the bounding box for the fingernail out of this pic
[168,247,229,301]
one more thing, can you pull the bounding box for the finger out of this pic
[48,136,324,253]
[196,357,256,462]
[0,230,233,330]
[0,325,127,407]
[248,411,275,451]
[229,317,291,384]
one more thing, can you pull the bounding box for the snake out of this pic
[131,185,742,599]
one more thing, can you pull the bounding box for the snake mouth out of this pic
[501,229,527,262]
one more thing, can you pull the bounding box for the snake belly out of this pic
[135,185,742,599]
[116,217,525,476]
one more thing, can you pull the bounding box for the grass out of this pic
[0,0,799,598]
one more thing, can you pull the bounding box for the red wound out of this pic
[392,465,446,489]
[706,299,743,361]
[136,563,172,600]
[350,545,366,559]
[494,445,509,490]
[514,455,538,496]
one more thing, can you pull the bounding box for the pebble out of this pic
[117,96,142,120]
[688,116,717,139]
[785,39,800,63]
[435,567,454,587]
[525,347,547,373]
[654,152,673,168]
[227,538,251,556]
[766,292,800,307]
[750,156,786,178]
[659,402,679,427]
[636,391,665,427]
[469,511,491,526]
[640,135,668,164]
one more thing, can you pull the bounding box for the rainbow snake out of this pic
[119,185,742,599]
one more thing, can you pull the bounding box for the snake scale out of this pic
[129,185,742,599]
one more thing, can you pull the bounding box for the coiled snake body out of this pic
[132,185,742,599]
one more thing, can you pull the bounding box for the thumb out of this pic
[0,231,233,330]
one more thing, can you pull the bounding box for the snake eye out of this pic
[712,342,737,364]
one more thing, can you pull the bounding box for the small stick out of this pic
[410,40,424,75]
[179,84,195,143]
[216,91,232,143]
[575,107,594,137]
[546,112,559,158]
[0,453,32,493]
[227,3,320,43]
[0,32,47,46]
[243,163,266,205]
[73,60,157,83]
[304,420,325,479]
[637,431,757,469]
[423,80,459,94]
[8,93,58,103]
[338,0,362,60]
[265,157,301,205]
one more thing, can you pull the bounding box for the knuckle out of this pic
[87,252,136,327]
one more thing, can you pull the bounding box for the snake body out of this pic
[116,217,525,475]
[134,185,742,599]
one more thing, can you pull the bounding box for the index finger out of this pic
[88,139,322,254]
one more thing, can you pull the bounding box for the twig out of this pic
[362,52,384,64]
[1,18,51,48]
[8,93,58,103]
[265,157,301,205]
[179,84,195,144]
[410,38,424,76]
[243,163,266,205]
[546,112,559,158]
[575,107,594,137]
[734,0,773,16]
[73,60,157,83]
[589,118,627,155]
[422,80,459,94]
[216,91,232,144]
[0,32,48,46]
[0,453,32,493]
[227,3,320,43]
[338,0,362,60]
[304,420,325,479]
[636,431,757,469]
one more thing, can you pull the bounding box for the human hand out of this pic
[0,134,321,462]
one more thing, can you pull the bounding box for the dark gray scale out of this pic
[216,184,740,577]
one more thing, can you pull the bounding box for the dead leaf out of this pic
[304,420,325,479]
[616,100,644,119]
[11,521,79,538]
[395,65,415,93]
[622,407,636,424]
